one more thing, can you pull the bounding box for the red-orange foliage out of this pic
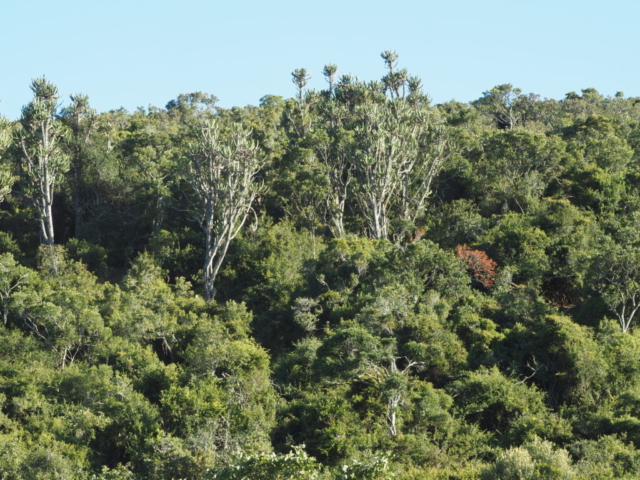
[455,244,498,288]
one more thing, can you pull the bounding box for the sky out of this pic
[1,0,638,119]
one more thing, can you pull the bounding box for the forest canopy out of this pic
[1,52,640,478]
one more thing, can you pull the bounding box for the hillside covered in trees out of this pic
[3,53,640,478]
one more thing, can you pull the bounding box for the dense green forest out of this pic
[2,52,640,478]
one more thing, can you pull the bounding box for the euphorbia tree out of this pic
[185,120,265,301]
[17,77,69,246]
[352,100,446,239]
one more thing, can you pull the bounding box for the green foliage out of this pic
[65,239,108,277]
[468,130,567,214]
[570,435,640,478]
[211,445,321,480]
[482,437,574,480]
[17,77,70,246]
[472,84,524,130]
[336,453,394,480]
[220,221,321,351]
[2,64,640,479]
[448,367,566,447]
[498,315,609,409]
[0,431,90,480]
[479,213,551,287]
[11,248,106,367]
[562,115,634,214]
[589,243,640,333]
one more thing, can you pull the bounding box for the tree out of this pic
[562,115,633,215]
[352,100,445,239]
[0,115,16,203]
[591,244,640,333]
[17,77,69,246]
[482,437,574,480]
[473,84,524,130]
[0,253,32,325]
[380,50,408,99]
[322,64,338,95]
[304,98,353,238]
[0,114,11,151]
[12,247,106,368]
[351,102,412,238]
[185,120,265,301]
[291,68,311,103]
[118,105,180,239]
[448,367,557,447]
[288,68,315,139]
[455,244,498,288]
[166,91,218,122]
[60,93,97,234]
[211,445,320,480]
[314,321,417,436]
[468,130,567,214]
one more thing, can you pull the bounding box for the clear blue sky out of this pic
[1,0,638,119]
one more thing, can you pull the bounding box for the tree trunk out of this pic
[42,200,55,246]
[387,391,402,436]
[203,227,217,302]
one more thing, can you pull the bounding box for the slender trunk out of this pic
[330,216,344,238]
[203,223,233,302]
[43,201,55,246]
[203,229,217,302]
[327,195,345,238]
[372,200,386,239]
[61,348,67,369]
[402,171,409,221]
[387,392,402,436]
[208,237,231,301]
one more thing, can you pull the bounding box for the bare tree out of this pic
[185,120,265,301]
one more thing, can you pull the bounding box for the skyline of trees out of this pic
[1,53,640,477]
